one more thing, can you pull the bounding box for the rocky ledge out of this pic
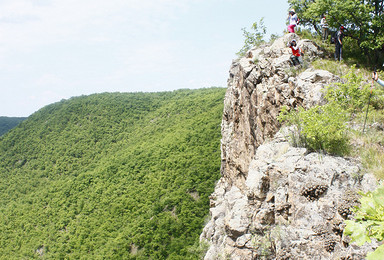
[200,34,378,259]
[201,129,377,259]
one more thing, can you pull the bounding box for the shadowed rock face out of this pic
[201,34,378,259]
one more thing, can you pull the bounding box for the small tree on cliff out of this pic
[237,18,267,57]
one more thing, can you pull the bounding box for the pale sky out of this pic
[0,0,289,117]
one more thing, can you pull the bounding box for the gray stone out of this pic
[236,234,252,248]
[200,35,378,259]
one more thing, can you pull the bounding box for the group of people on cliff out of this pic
[286,9,384,88]
[319,14,344,62]
[286,9,344,65]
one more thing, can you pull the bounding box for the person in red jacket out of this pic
[288,39,303,66]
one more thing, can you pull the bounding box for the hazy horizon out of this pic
[1,0,289,117]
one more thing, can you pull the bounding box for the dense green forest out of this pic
[0,88,226,259]
[0,117,26,136]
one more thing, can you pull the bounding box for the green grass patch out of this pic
[279,64,384,163]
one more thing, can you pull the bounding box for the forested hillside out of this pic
[0,88,225,259]
[0,116,26,136]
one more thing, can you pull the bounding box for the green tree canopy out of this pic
[288,0,384,64]
[0,88,225,259]
[0,116,26,136]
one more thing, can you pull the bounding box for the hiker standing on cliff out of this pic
[287,9,299,33]
[335,26,345,61]
[320,14,328,42]
[288,39,303,66]
[373,71,384,88]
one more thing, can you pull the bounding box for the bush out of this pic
[278,103,350,155]
[278,64,384,156]
[325,66,371,115]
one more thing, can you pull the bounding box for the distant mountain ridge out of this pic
[0,88,225,259]
[0,116,26,136]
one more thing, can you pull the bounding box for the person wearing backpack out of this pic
[287,9,299,33]
[335,26,345,62]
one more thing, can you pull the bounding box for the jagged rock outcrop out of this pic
[201,34,378,259]
[201,130,377,259]
[221,34,334,188]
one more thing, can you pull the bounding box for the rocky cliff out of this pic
[200,34,378,259]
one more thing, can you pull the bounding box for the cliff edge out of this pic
[200,34,378,259]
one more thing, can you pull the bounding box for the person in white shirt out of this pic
[287,9,299,33]
[320,14,328,42]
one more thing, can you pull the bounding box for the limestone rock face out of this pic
[201,35,378,259]
[221,34,335,188]
[202,132,377,259]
